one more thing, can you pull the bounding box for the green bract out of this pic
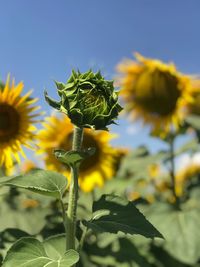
[45,70,122,130]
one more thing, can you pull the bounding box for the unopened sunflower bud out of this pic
[45,70,122,130]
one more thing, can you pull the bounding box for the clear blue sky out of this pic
[1,0,200,151]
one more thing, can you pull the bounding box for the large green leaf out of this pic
[81,233,153,267]
[2,235,79,267]
[1,170,68,199]
[91,237,152,267]
[83,195,163,239]
[0,228,29,261]
[0,201,51,235]
[146,203,200,265]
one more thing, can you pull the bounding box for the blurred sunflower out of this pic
[175,163,200,197]
[37,114,119,192]
[186,80,200,116]
[117,53,192,135]
[0,75,40,169]
[128,163,162,203]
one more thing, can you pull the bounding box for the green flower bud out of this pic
[45,70,122,130]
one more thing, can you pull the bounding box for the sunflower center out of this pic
[60,131,101,172]
[134,69,181,116]
[0,104,20,142]
[80,133,101,172]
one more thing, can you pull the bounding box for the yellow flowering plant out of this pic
[117,53,193,136]
[0,70,163,267]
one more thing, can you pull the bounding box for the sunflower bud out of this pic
[45,70,122,130]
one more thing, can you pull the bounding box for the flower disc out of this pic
[37,114,119,192]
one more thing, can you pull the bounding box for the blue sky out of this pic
[1,0,200,151]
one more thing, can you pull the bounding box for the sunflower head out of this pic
[45,70,122,130]
[37,114,119,192]
[0,75,40,169]
[117,53,192,134]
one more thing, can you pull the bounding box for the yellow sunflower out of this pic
[0,75,40,169]
[117,53,193,135]
[37,114,118,192]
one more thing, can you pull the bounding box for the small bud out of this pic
[45,70,122,130]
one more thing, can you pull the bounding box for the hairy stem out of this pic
[66,126,83,251]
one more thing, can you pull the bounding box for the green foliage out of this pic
[83,194,163,239]
[0,188,52,236]
[117,146,169,181]
[1,125,200,266]
[1,170,68,199]
[0,228,29,264]
[0,201,51,235]
[45,70,122,130]
[2,235,79,267]
[89,237,152,267]
[145,202,200,265]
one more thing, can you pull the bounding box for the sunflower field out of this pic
[1,1,200,267]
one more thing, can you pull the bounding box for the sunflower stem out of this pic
[66,126,83,252]
[169,135,179,208]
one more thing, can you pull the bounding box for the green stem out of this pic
[169,135,179,208]
[66,126,83,251]
[72,126,83,151]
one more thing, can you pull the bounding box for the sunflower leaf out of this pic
[145,202,200,265]
[83,194,163,239]
[54,148,96,167]
[1,170,68,199]
[2,235,79,267]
